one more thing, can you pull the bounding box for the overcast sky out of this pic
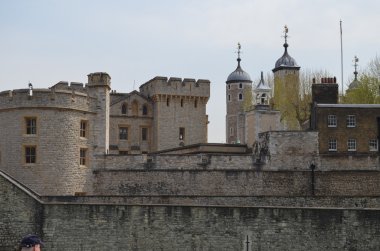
[1,0,379,143]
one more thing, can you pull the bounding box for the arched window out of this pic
[142,105,148,115]
[261,94,267,104]
[132,100,138,116]
[121,103,127,115]
[238,93,243,100]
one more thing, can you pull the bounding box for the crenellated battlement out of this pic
[139,76,210,98]
[0,86,96,112]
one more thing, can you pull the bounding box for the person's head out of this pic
[19,235,44,251]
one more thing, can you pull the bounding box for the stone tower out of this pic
[272,26,301,130]
[139,77,210,151]
[87,72,111,155]
[226,43,253,144]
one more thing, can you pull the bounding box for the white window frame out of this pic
[327,115,337,127]
[346,115,356,128]
[369,139,378,151]
[347,138,357,151]
[328,139,337,152]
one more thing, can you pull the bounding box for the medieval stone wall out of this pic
[2,173,380,251]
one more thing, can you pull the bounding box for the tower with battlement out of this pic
[140,76,210,151]
[87,72,111,155]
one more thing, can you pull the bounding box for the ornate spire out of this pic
[353,55,359,81]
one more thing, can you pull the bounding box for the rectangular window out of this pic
[179,127,185,140]
[25,117,37,134]
[346,115,356,127]
[327,115,337,127]
[347,139,357,151]
[119,127,128,140]
[25,146,36,164]
[328,139,337,152]
[119,151,128,155]
[369,139,378,151]
[80,120,87,138]
[239,83,242,89]
[141,127,148,141]
[80,148,87,166]
[229,127,233,136]
[228,94,231,102]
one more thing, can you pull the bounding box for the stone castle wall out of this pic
[2,173,380,251]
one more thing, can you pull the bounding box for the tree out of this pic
[272,69,331,129]
[343,56,380,104]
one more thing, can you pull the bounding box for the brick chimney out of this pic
[312,77,338,104]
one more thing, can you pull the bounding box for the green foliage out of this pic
[343,75,380,104]
[343,56,380,104]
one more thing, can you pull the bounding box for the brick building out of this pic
[310,77,380,154]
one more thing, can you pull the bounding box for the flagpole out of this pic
[340,20,344,97]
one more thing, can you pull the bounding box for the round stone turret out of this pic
[226,43,252,144]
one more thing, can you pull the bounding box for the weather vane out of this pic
[353,55,359,80]
[283,25,289,43]
[237,42,241,59]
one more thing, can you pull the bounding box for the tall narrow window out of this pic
[238,93,243,100]
[80,148,87,166]
[346,115,356,127]
[347,139,357,151]
[142,105,148,115]
[328,139,337,152]
[25,146,36,164]
[369,139,378,151]
[166,97,170,107]
[327,115,337,127]
[179,127,185,140]
[26,117,37,134]
[194,99,198,108]
[229,127,233,136]
[121,103,127,115]
[181,99,184,107]
[239,83,243,89]
[119,127,128,140]
[228,95,231,102]
[141,127,148,141]
[80,120,87,138]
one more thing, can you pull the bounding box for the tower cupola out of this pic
[226,43,252,84]
[273,25,300,72]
